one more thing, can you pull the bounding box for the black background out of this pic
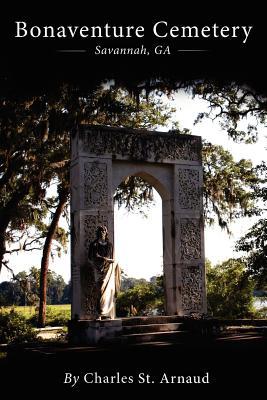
[1,3,266,96]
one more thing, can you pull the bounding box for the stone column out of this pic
[162,195,177,315]
[70,130,114,319]
[173,165,207,315]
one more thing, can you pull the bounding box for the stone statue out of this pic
[88,225,121,320]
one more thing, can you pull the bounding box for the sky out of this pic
[1,90,266,283]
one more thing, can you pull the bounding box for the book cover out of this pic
[1,3,266,396]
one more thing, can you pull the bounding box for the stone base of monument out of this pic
[68,319,122,345]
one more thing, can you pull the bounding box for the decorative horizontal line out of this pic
[57,49,87,52]
[177,49,210,52]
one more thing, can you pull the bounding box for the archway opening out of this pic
[114,175,164,317]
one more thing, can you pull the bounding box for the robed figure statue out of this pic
[88,225,121,319]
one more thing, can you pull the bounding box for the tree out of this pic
[1,82,264,324]
[116,275,164,316]
[114,138,261,229]
[38,184,69,326]
[236,218,267,290]
[0,309,37,344]
[103,82,266,235]
[61,281,71,304]
[206,258,255,319]
[192,81,267,143]
[1,86,180,325]
[0,281,23,306]
[233,162,267,289]
[191,81,267,287]
[0,267,68,307]
[46,271,66,305]
[0,92,71,274]
[202,141,260,230]
[120,273,148,291]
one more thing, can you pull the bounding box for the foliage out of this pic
[0,280,24,306]
[0,86,178,272]
[191,81,267,288]
[1,80,266,321]
[44,306,70,326]
[28,306,70,327]
[116,275,164,316]
[236,218,267,289]
[0,309,37,344]
[234,162,267,289]
[120,274,148,291]
[192,81,267,144]
[206,259,256,319]
[0,92,70,278]
[82,87,177,129]
[0,84,179,326]
[254,307,267,319]
[202,142,260,229]
[1,83,264,268]
[114,176,154,214]
[115,139,261,228]
[0,268,70,306]
[61,282,71,304]
[2,304,70,318]
[1,304,71,328]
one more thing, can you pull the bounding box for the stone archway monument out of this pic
[69,125,206,344]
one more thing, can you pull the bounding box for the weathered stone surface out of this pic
[181,219,201,261]
[81,125,201,162]
[84,162,108,208]
[181,266,203,312]
[178,169,201,209]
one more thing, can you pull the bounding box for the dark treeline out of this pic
[0,267,71,306]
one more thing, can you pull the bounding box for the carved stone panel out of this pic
[82,128,201,162]
[181,219,201,261]
[181,266,203,311]
[84,162,108,208]
[178,169,200,209]
[81,263,98,317]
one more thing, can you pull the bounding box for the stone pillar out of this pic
[173,165,207,315]
[71,131,114,319]
[162,196,176,315]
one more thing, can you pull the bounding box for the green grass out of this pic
[0,305,71,327]
[2,304,70,317]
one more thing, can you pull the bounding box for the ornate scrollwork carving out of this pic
[81,262,98,317]
[84,162,108,208]
[181,219,201,261]
[178,169,200,209]
[82,128,201,162]
[181,266,203,311]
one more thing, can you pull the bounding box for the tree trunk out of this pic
[38,188,69,327]
[0,232,6,274]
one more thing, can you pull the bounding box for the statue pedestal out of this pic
[68,319,122,345]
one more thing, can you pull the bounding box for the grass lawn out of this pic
[1,304,71,326]
[2,304,70,318]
